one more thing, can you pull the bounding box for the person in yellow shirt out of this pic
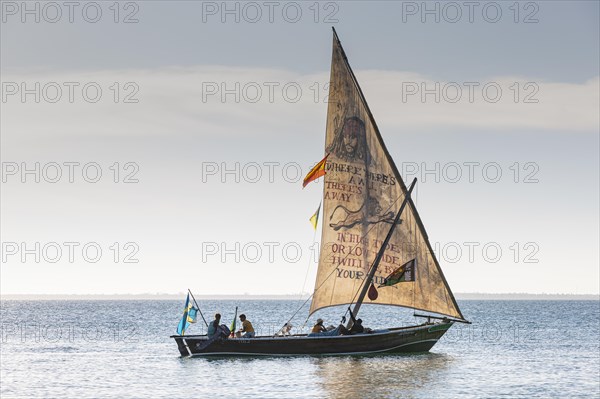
[311,318,326,333]
[238,314,255,338]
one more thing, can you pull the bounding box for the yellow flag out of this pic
[309,203,321,230]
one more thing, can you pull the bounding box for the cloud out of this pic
[2,67,598,146]
[2,67,598,296]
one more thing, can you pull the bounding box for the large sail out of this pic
[310,30,465,320]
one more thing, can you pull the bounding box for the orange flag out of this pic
[303,154,329,188]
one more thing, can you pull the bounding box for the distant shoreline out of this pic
[1,293,598,301]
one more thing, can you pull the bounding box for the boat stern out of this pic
[171,335,194,357]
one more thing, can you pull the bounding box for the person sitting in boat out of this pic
[347,309,364,334]
[207,313,231,339]
[349,318,364,334]
[238,314,255,338]
[338,309,365,335]
[308,319,341,337]
[311,318,327,333]
[207,313,221,338]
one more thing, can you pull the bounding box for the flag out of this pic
[230,306,238,337]
[379,259,416,287]
[176,293,198,335]
[187,307,198,324]
[303,154,329,188]
[309,203,321,230]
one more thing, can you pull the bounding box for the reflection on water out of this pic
[312,353,453,399]
[173,353,453,398]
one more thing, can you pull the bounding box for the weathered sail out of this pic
[310,30,464,320]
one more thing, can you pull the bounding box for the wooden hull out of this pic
[171,322,453,357]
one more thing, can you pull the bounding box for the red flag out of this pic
[302,154,329,188]
[367,283,378,300]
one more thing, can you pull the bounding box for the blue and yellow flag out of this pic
[176,293,197,335]
[188,307,198,324]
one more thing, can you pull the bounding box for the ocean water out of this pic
[1,300,598,398]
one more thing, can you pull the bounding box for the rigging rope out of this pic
[295,214,319,312]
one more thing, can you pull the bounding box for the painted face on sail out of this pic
[342,119,361,155]
[326,116,371,165]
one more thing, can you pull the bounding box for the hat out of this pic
[316,318,324,324]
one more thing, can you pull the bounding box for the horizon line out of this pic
[1,293,598,301]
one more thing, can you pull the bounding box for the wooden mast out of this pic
[347,177,417,327]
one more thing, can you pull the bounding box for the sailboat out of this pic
[171,28,469,357]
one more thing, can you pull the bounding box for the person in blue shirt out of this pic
[207,313,221,337]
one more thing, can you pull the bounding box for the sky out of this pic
[1,1,598,296]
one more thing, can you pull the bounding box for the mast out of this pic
[348,178,417,326]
